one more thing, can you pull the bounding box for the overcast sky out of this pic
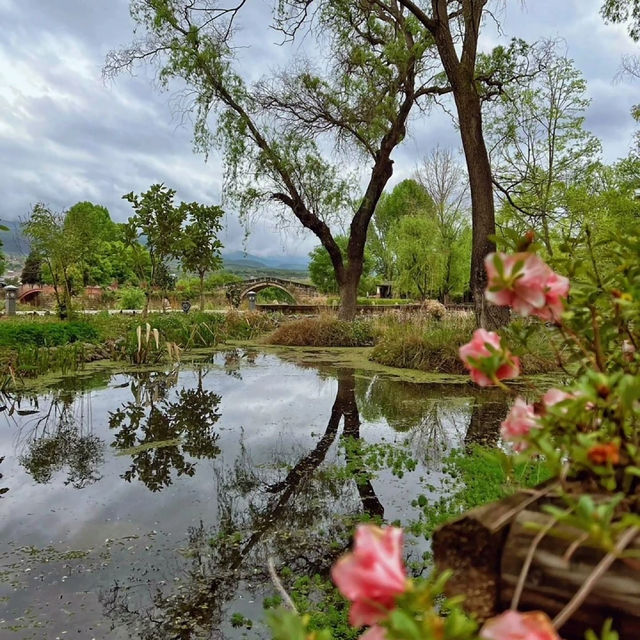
[0,0,638,258]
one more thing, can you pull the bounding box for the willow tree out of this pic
[106,0,455,319]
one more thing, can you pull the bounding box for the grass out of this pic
[409,446,554,540]
[370,314,558,375]
[0,318,98,347]
[370,314,474,373]
[266,314,377,347]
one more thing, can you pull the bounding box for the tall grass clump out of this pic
[370,313,474,373]
[371,312,559,375]
[267,314,376,347]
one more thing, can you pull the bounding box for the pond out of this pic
[0,348,508,639]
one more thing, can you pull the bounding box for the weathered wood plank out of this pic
[500,509,640,639]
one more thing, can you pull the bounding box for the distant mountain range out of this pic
[0,220,309,275]
[222,250,309,272]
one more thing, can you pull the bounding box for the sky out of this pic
[0,0,638,258]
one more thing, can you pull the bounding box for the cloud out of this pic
[1,0,638,258]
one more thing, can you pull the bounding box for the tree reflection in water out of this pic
[102,368,384,639]
[109,368,222,492]
[16,391,105,489]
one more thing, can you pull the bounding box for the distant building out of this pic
[376,282,393,299]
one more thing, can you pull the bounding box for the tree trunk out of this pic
[199,272,205,311]
[455,89,509,330]
[338,261,362,321]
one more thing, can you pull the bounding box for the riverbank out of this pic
[0,310,562,390]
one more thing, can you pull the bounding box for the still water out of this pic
[0,349,506,639]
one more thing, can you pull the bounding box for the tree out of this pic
[123,184,186,315]
[309,236,373,296]
[64,202,115,286]
[378,1,543,327]
[179,204,225,310]
[390,214,444,299]
[106,1,459,320]
[369,179,435,281]
[22,204,77,318]
[601,0,640,40]
[486,47,601,254]
[21,251,42,285]
[415,147,471,300]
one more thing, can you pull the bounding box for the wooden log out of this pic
[500,509,640,640]
[432,488,553,621]
[433,489,640,639]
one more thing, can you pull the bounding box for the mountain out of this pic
[0,220,29,255]
[222,251,309,272]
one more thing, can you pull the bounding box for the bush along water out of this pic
[265,227,639,640]
[267,314,377,347]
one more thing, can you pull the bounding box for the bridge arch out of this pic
[239,282,298,303]
[18,288,43,304]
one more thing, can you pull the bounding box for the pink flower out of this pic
[480,610,562,640]
[332,525,408,627]
[485,252,569,321]
[360,626,387,640]
[542,388,573,409]
[459,329,521,387]
[623,339,636,362]
[501,399,538,450]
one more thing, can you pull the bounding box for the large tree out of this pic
[382,1,542,326]
[106,0,456,320]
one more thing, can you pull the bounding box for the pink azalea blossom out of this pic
[485,252,569,321]
[542,388,573,409]
[622,339,636,362]
[480,610,562,640]
[501,399,538,450]
[459,329,521,387]
[331,525,407,627]
[360,626,387,640]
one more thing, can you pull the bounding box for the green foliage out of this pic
[370,315,474,374]
[267,315,376,347]
[22,204,75,317]
[369,179,436,281]
[21,251,42,284]
[487,43,601,254]
[601,0,640,40]
[118,287,147,310]
[390,215,445,300]
[0,320,98,347]
[178,202,225,308]
[257,286,296,304]
[123,184,187,310]
[409,447,554,540]
[308,237,374,295]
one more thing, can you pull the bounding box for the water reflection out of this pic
[101,368,384,639]
[109,368,222,492]
[16,391,105,488]
[0,352,511,639]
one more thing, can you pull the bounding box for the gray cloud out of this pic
[1,0,638,258]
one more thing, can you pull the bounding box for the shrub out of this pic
[0,320,98,347]
[370,316,472,373]
[224,310,281,340]
[118,287,146,310]
[267,314,376,347]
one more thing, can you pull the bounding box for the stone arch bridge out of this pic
[225,277,319,305]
